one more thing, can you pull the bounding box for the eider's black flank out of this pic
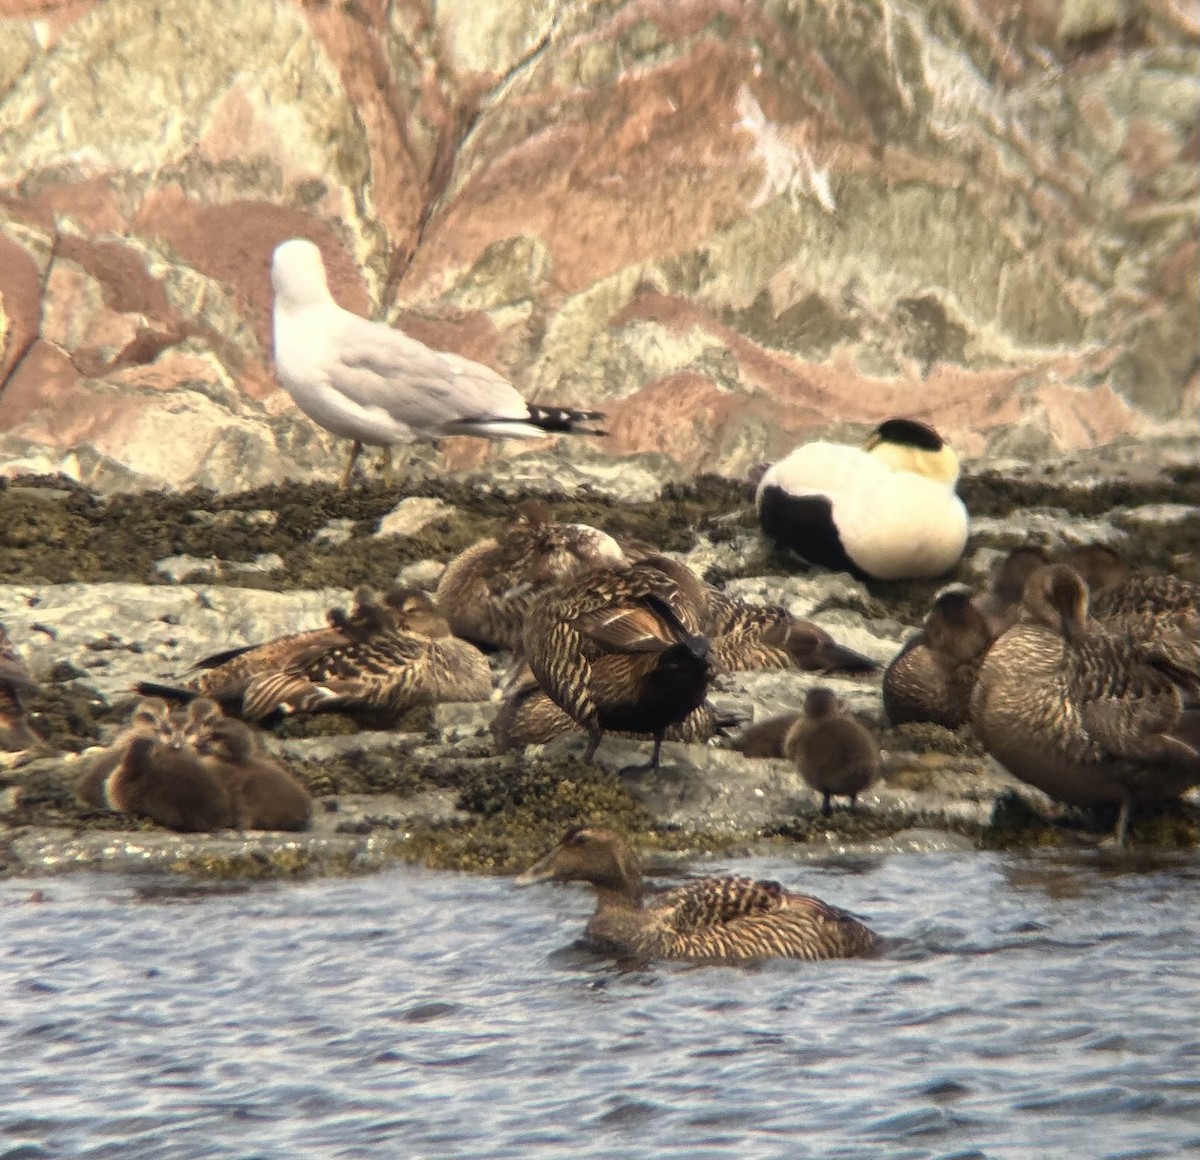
[757,488,867,579]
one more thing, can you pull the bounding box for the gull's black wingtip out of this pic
[527,404,608,435]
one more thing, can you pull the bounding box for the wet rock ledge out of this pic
[1,439,1197,880]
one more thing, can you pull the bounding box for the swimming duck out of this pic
[522,556,714,770]
[182,700,312,831]
[140,588,491,724]
[76,698,234,832]
[436,500,628,650]
[783,687,882,815]
[0,624,41,751]
[490,660,736,754]
[969,564,1200,844]
[704,589,878,674]
[270,239,606,487]
[883,590,995,728]
[755,418,968,580]
[514,827,880,963]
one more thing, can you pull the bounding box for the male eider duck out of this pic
[522,556,714,770]
[783,687,882,815]
[76,698,233,833]
[436,500,629,650]
[756,418,968,581]
[515,827,880,963]
[183,700,312,831]
[969,564,1200,845]
[883,589,995,729]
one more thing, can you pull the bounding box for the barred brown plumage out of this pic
[136,588,491,725]
[521,556,715,770]
[704,589,878,675]
[1088,572,1199,684]
[490,660,739,753]
[436,501,628,650]
[515,827,879,963]
[970,564,1200,845]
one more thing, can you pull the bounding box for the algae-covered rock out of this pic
[0,452,1196,878]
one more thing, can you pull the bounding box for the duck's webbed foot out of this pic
[620,735,664,775]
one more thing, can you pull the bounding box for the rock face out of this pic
[0,0,1196,492]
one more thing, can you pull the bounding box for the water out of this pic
[2,851,1199,1160]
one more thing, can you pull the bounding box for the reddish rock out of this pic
[0,0,1195,492]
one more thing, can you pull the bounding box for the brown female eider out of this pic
[969,564,1200,845]
[515,827,879,963]
[436,500,628,650]
[522,557,714,770]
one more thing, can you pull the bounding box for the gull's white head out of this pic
[271,238,331,311]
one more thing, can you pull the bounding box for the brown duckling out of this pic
[436,500,628,650]
[183,700,312,831]
[0,624,41,751]
[972,547,1049,636]
[523,556,714,770]
[515,827,880,963]
[732,713,803,759]
[705,589,878,675]
[141,588,491,724]
[783,687,881,815]
[76,698,233,832]
[883,590,994,729]
[1057,544,1130,598]
[970,564,1200,845]
[490,660,737,754]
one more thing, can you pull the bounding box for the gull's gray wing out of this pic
[328,312,531,434]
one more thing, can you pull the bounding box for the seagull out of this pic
[270,238,607,487]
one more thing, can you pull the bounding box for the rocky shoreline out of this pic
[1,436,1197,880]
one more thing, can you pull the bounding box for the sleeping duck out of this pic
[756,418,968,581]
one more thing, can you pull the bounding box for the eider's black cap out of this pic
[870,418,944,452]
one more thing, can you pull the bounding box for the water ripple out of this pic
[0,851,1198,1158]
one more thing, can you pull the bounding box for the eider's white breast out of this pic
[756,441,967,581]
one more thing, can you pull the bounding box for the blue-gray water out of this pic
[2,851,1199,1160]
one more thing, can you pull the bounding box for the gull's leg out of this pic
[340,441,363,489]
